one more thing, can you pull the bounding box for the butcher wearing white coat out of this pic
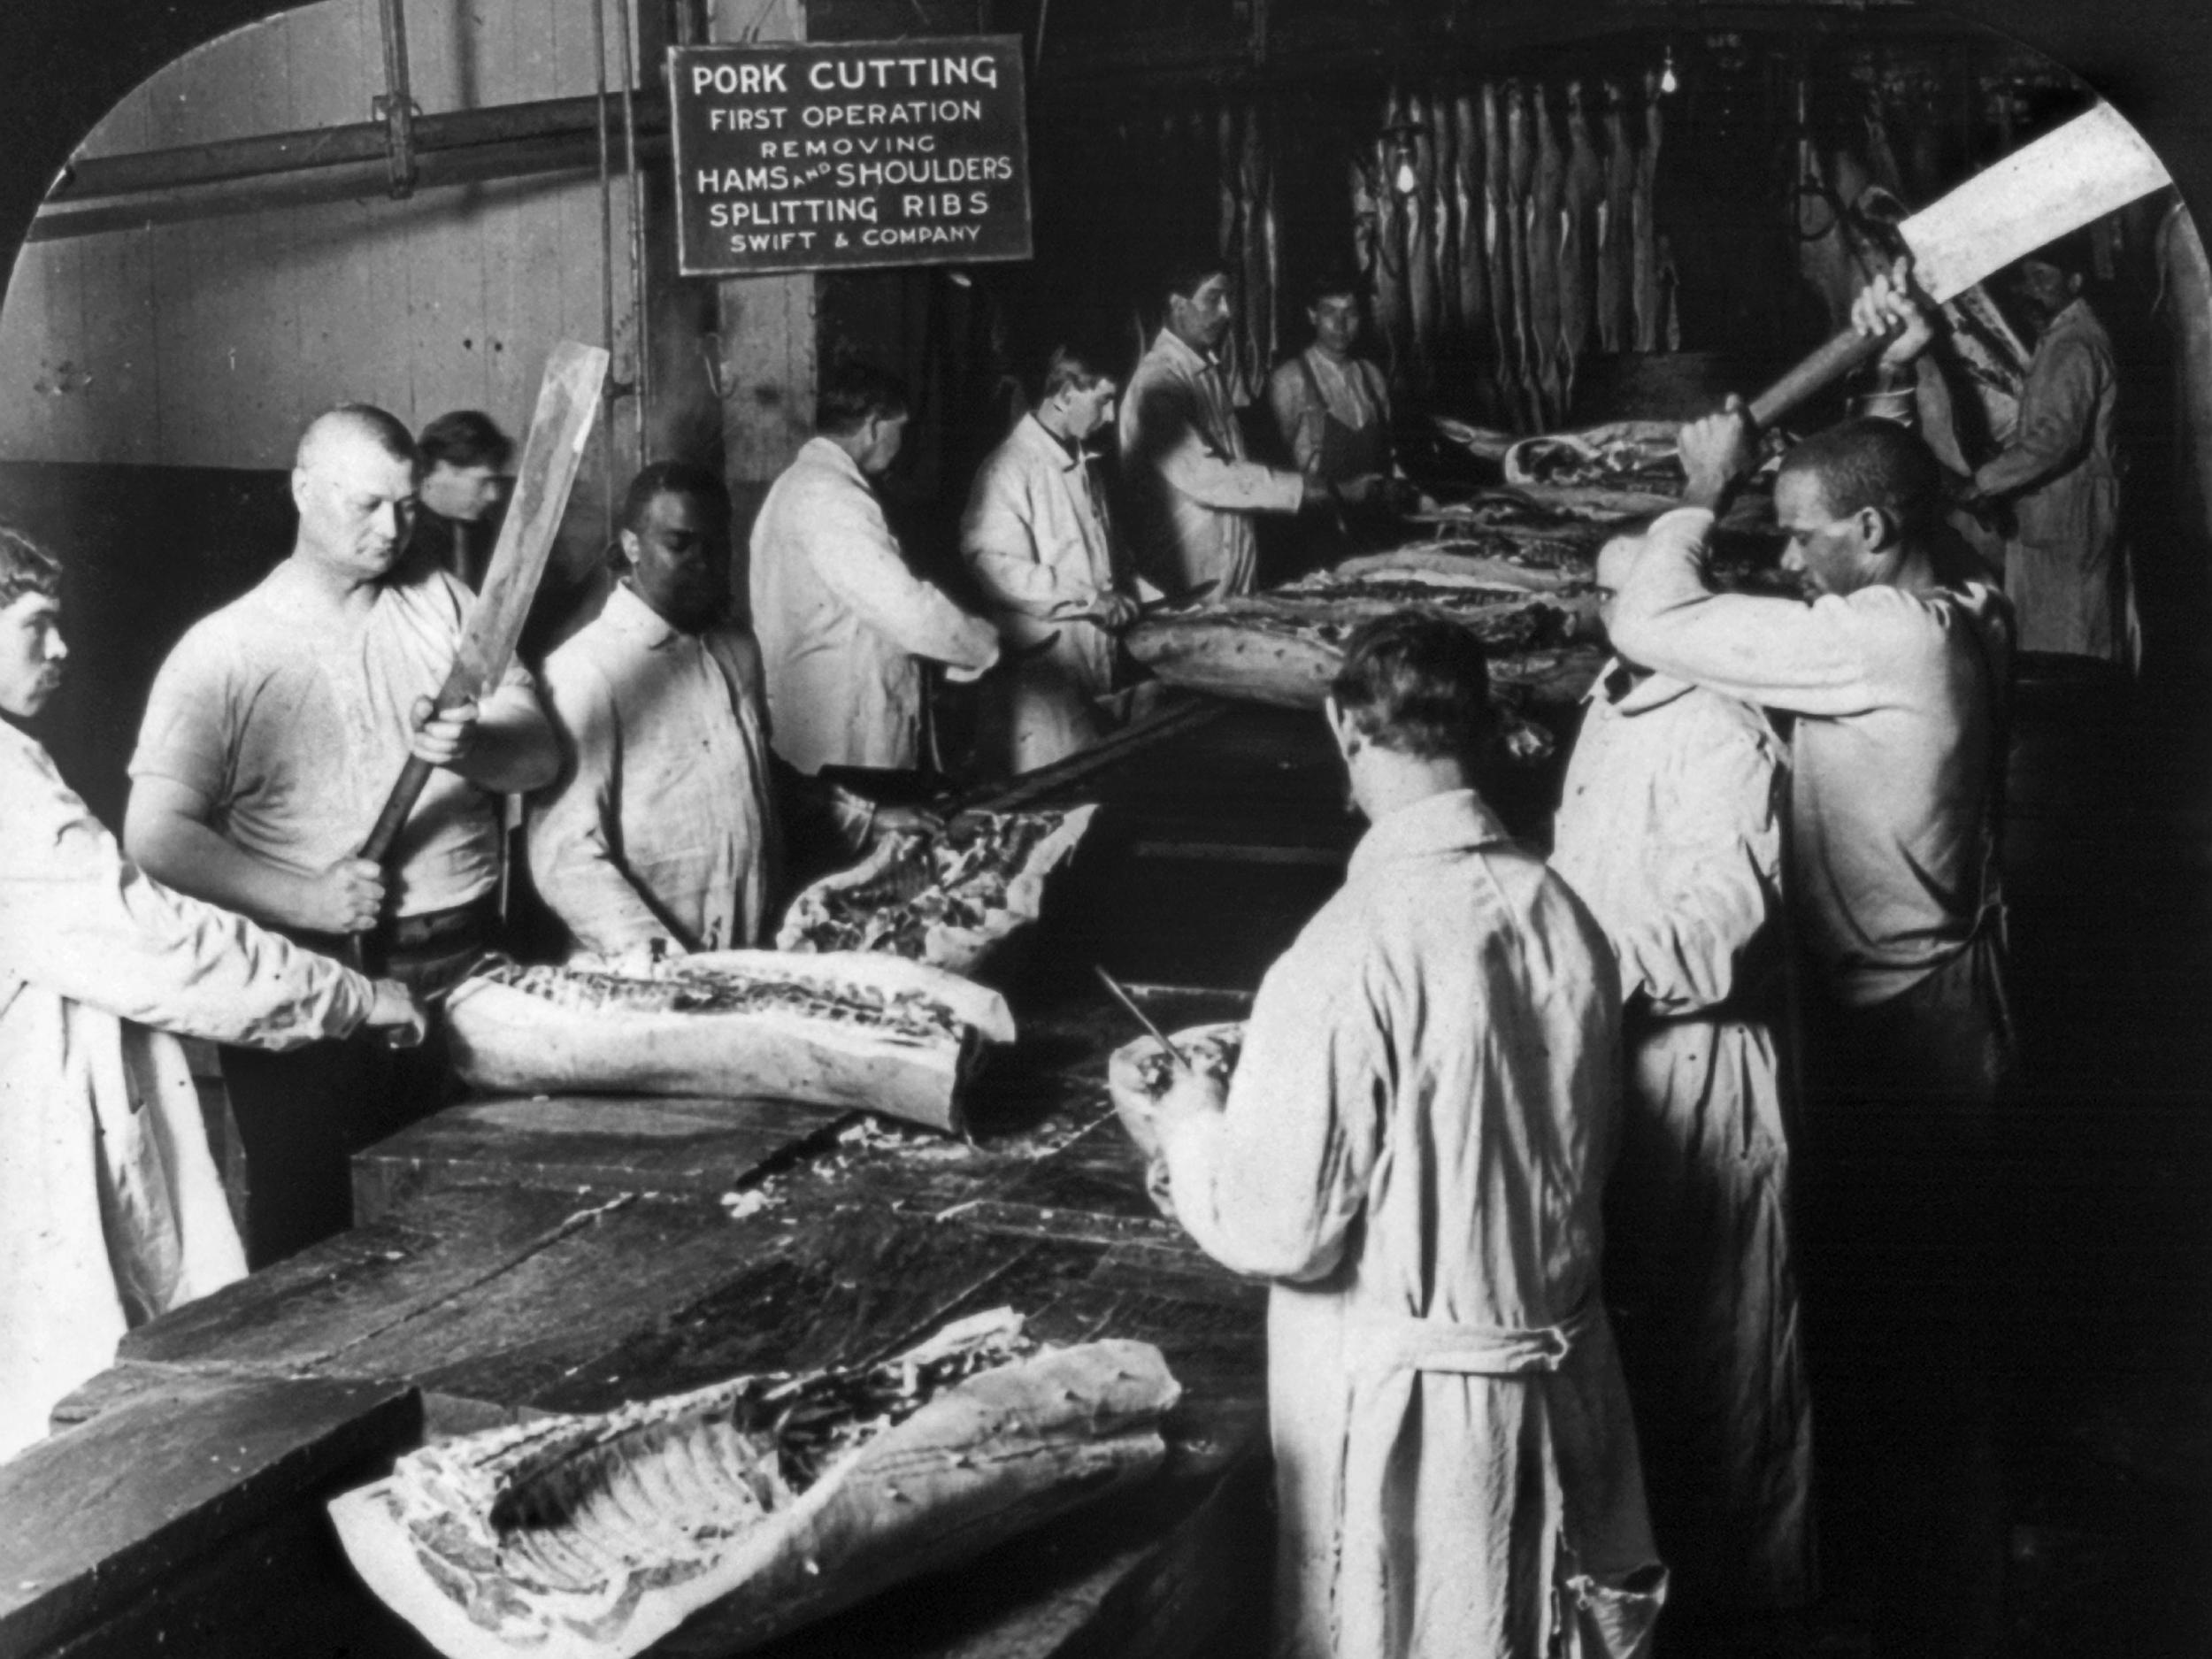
[960,349,1135,775]
[1149,613,1664,1659]
[1551,531,1813,1615]
[1118,261,1320,597]
[749,363,999,774]
[531,463,923,960]
[0,529,423,1461]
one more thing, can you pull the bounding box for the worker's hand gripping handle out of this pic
[358,665,477,865]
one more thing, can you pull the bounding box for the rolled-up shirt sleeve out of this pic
[1609,507,1887,719]
[3,741,373,1047]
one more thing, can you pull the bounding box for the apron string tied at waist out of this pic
[1348,1294,1599,1379]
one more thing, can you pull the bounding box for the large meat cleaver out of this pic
[1747,103,2170,428]
[358,340,610,867]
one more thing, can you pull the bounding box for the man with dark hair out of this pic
[959,347,1136,774]
[1613,403,2013,1114]
[1148,611,1663,1657]
[2,525,423,1454]
[1267,272,1395,493]
[1551,531,1811,1617]
[530,462,922,960]
[1118,262,1328,596]
[125,404,557,1262]
[1608,392,2014,1654]
[413,409,514,590]
[749,363,999,774]
[1866,246,2127,662]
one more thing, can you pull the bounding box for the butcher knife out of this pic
[358,340,610,867]
[1746,103,2169,429]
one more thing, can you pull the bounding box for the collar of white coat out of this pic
[1012,411,1086,473]
[1348,787,1512,880]
[601,580,683,649]
[1151,327,1219,380]
[801,433,871,488]
[1586,654,1695,714]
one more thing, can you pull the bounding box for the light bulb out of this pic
[1660,48,1678,95]
[1394,157,1418,195]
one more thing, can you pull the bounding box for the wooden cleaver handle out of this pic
[359,755,437,868]
[1745,325,1893,431]
[358,663,479,864]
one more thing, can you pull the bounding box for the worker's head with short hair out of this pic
[292,405,419,582]
[1037,348,1118,442]
[2008,233,2090,331]
[817,363,912,478]
[0,523,67,720]
[1304,268,1365,361]
[617,460,732,634]
[1325,612,1494,810]
[418,410,513,526]
[1162,260,1234,356]
[1774,417,1943,596]
[0,523,59,611]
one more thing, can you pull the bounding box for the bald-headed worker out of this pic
[127,403,557,1262]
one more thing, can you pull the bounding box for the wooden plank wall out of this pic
[709,0,816,522]
[0,0,642,537]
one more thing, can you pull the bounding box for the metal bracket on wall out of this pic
[376,0,419,198]
[372,94,421,200]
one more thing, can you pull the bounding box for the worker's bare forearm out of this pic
[126,801,319,932]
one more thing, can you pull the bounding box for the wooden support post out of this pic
[709,0,817,533]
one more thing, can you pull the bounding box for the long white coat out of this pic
[1,722,372,1459]
[749,436,998,774]
[959,414,1122,773]
[1158,789,1663,1658]
[1550,668,1814,1608]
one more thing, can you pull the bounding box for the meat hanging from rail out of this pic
[1431,88,1463,346]
[1558,79,1605,420]
[1598,78,1635,354]
[1352,146,1380,337]
[1373,88,1413,388]
[1632,69,1664,353]
[1214,102,1247,400]
[1405,89,1442,393]
[1241,97,1277,407]
[1483,82,1519,426]
[1452,88,1488,361]
[1527,83,1568,426]
[1504,82,1540,428]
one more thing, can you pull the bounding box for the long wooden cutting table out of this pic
[9,694,1410,1659]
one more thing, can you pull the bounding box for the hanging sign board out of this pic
[669,35,1033,277]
